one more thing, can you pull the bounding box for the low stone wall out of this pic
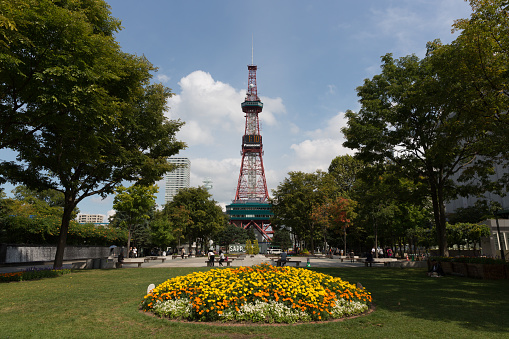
[0,244,111,264]
[437,260,508,280]
[385,261,428,268]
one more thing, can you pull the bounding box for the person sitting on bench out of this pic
[428,260,445,277]
[207,249,215,267]
[366,251,374,267]
[280,249,287,267]
[218,250,225,266]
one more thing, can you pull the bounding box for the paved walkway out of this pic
[0,256,403,274]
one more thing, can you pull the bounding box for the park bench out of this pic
[121,258,145,268]
[144,256,167,263]
[71,261,87,269]
[364,259,388,267]
[172,254,188,259]
[335,255,359,263]
[205,259,233,267]
[273,258,301,267]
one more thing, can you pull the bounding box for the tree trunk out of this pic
[53,196,76,268]
[310,223,315,254]
[127,227,132,256]
[428,170,448,256]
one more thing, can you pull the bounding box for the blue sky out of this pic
[1,0,473,218]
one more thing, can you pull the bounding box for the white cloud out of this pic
[287,112,353,173]
[190,157,239,204]
[305,112,348,140]
[259,96,286,127]
[106,209,116,219]
[156,74,171,83]
[166,71,246,147]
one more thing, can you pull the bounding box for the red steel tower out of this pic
[234,64,269,202]
[226,62,273,242]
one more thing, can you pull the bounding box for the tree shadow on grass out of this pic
[311,267,509,335]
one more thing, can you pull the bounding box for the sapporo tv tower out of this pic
[226,52,273,242]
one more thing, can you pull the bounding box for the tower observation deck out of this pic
[226,63,273,242]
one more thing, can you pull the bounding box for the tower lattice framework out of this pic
[228,63,273,242]
[234,64,269,202]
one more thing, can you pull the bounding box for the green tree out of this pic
[164,187,225,254]
[9,185,79,220]
[112,184,158,253]
[213,223,249,252]
[447,200,494,224]
[271,171,334,253]
[312,196,357,256]
[350,163,432,256]
[271,229,292,252]
[452,0,509,138]
[252,238,259,255]
[153,206,193,250]
[245,239,253,255]
[0,0,185,268]
[342,51,494,256]
[149,214,175,249]
[328,155,365,198]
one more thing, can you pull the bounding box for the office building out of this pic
[164,157,191,204]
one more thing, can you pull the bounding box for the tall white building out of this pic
[164,157,191,204]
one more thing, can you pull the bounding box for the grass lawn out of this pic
[0,266,507,338]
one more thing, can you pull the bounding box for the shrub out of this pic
[0,267,71,283]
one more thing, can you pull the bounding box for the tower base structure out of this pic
[226,201,273,242]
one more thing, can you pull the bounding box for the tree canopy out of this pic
[271,171,335,253]
[163,187,226,253]
[111,184,158,252]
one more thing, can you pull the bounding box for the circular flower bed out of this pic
[141,264,372,323]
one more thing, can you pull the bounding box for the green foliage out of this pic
[341,46,497,255]
[271,229,292,251]
[112,184,158,250]
[163,187,225,247]
[271,171,334,252]
[328,155,365,198]
[446,222,490,249]
[245,239,253,255]
[0,215,127,245]
[252,238,259,255]
[213,223,249,250]
[0,267,71,283]
[447,200,495,224]
[149,214,176,248]
[1,185,80,220]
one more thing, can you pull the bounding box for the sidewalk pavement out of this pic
[1,255,402,274]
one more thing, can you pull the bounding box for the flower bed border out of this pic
[140,304,375,326]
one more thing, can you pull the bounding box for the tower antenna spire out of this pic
[251,34,254,65]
